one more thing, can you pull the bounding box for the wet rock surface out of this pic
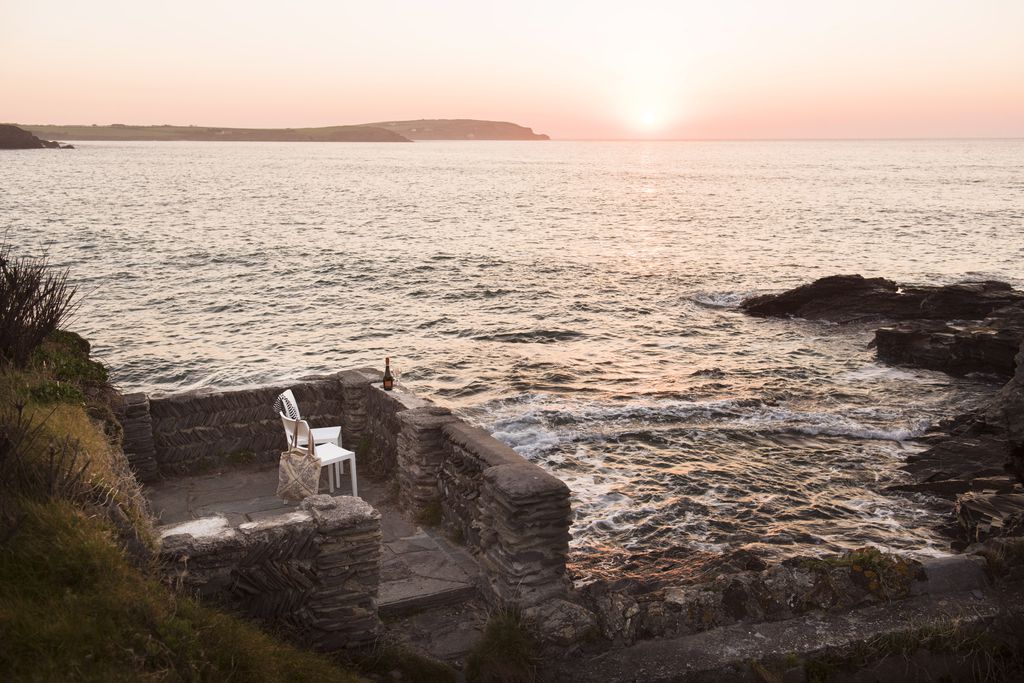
[741,275,1023,324]
[743,275,1024,544]
[567,548,1005,646]
[908,341,1024,540]
[875,303,1024,377]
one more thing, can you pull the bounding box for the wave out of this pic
[689,290,757,309]
[483,395,929,466]
[733,406,931,442]
[474,329,586,343]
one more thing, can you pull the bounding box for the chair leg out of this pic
[336,460,342,489]
[350,457,358,498]
[327,464,334,494]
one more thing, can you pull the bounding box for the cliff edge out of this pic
[0,124,70,149]
[366,118,550,140]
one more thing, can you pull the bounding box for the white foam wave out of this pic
[690,290,755,308]
[488,403,572,459]
[840,365,927,382]
[545,397,752,426]
[734,407,931,442]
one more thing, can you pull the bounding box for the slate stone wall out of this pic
[363,384,434,476]
[339,369,381,450]
[117,392,159,482]
[159,495,381,650]
[360,385,573,606]
[441,425,572,606]
[396,405,458,514]
[122,371,381,478]
[439,422,524,546]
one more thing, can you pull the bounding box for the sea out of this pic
[5,139,1023,581]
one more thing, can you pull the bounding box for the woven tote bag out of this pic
[277,431,320,502]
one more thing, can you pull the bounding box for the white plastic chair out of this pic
[280,415,358,496]
[275,389,341,447]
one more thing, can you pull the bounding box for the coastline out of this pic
[18,119,550,143]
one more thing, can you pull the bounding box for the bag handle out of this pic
[289,419,314,457]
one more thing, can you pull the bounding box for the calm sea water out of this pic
[6,140,1023,579]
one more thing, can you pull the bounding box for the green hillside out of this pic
[19,119,550,142]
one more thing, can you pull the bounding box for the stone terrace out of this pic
[148,464,479,619]
[127,370,572,654]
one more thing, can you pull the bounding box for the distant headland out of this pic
[364,119,549,140]
[0,124,74,149]
[16,119,549,143]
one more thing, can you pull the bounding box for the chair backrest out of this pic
[274,389,301,420]
[280,414,316,457]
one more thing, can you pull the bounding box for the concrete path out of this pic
[146,464,480,622]
[557,585,1024,682]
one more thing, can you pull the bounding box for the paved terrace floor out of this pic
[146,463,480,622]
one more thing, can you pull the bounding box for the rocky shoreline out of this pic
[0,124,72,149]
[530,275,1024,675]
[741,274,1024,545]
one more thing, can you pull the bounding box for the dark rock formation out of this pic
[742,275,1024,378]
[574,547,949,646]
[955,491,1024,542]
[741,275,1023,324]
[875,304,1024,377]
[0,124,63,149]
[895,338,1024,499]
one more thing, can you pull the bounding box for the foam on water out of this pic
[7,139,1022,578]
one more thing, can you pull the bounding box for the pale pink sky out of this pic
[2,1,1022,139]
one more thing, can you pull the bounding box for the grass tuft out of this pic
[349,641,455,683]
[0,244,79,367]
[465,608,536,683]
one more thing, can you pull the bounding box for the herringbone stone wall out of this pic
[160,495,381,650]
[122,369,380,477]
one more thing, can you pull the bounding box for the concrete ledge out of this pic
[483,462,571,502]
[560,586,1024,682]
[914,554,989,595]
[368,384,435,411]
[302,494,380,532]
[443,422,526,469]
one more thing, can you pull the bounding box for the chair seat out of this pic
[315,442,355,467]
[296,426,342,447]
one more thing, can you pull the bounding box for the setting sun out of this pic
[638,110,659,129]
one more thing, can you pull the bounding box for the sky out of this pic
[2,0,1022,139]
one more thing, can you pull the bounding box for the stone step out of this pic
[378,579,479,617]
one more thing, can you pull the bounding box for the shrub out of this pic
[0,243,79,367]
[466,608,536,683]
